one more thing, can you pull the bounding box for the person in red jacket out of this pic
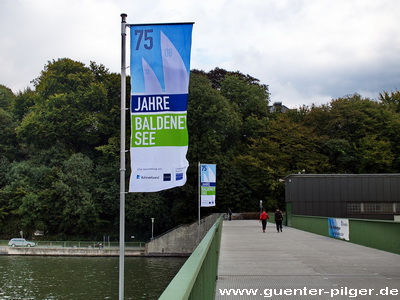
[259,209,269,233]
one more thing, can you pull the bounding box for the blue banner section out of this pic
[201,182,217,187]
[130,24,193,94]
[200,164,216,183]
[328,218,340,238]
[131,94,188,113]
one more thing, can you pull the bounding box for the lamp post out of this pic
[151,218,155,240]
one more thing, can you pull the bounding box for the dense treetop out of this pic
[0,58,399,240]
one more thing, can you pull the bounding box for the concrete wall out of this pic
[145,213,220,255]
[0,246,144,256]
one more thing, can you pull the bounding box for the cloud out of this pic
[1,0,400,108]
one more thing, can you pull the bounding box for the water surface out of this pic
[0,256,185,299]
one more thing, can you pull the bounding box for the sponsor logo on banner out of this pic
[128,23,193,192]
[200,164,216,207]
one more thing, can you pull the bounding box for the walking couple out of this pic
[259,208,283,233]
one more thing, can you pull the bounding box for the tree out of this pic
[357,135,395,173]
[220,74,270,144]
[3,57,400,239]
[322,139,357,173]
[0,84,15,110]
[12,88,37,121]
[379,90,400,113]
[187,72,242,160]
[0,108,18,161]
[53,153,99,237]
[125,193,170,240]
[15,58,118,153]
[220,75,269,119]
[164,72,244,223]
[0,85,18,161]
[304,94,400,173]
[1,160,58,237]
[236,114,330,209]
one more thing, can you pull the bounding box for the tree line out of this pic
[0,58,399,240]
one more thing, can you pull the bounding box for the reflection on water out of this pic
[0,256,186,299]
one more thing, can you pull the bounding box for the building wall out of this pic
[285,174,400,220]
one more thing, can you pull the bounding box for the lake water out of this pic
[0,256,186,299]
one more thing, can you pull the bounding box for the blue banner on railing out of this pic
[328,218,349,241]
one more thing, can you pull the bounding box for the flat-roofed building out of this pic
[285,174,400,221]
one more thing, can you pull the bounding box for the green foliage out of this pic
[12,88,37,121]
[125,193,170,239]
[16,58,119,153]
[1,59,400,240]
[187,73,242,159]
[0,85,15,110]
[305,94,400,173]
[379,90,400,113]
[0,108,18,161]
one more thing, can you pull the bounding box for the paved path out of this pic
[215,220,400,299]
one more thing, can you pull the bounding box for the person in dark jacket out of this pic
[275,208,283,232]
[259,209,269,233]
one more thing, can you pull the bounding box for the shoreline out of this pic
[0,246,190,257]
[0,246,143,257]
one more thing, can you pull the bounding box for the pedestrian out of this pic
[275,208,283,232]
[228,208,232,221]
[259,209,269,233]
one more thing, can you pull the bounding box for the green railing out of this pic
[159,215,223,300]
[349,218,400,254]
[290,214,400,254]
[290,215,329,237]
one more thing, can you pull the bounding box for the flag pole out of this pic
[198,161,201,243]
[119,13,127,300]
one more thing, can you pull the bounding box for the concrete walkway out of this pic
[215,220,400,299]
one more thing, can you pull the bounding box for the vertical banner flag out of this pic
[328,218,350,241]
[200,164,216,207]
[129,23,193,192]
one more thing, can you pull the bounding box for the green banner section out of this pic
[131,113,188,147]
[201,186,216,196]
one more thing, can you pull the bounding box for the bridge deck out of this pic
[215,220,400,299]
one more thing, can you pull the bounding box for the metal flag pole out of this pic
[119,13,127,300]
[198,161,201,243]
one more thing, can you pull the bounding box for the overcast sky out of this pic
[1,0,400,108]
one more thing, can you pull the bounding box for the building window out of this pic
[364,203,393,214]
[347,203,399,214]
[347,203,361,214]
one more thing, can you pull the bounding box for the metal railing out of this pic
[290,214,400,254]
[0,240,145,249]
[159,215,223,300]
